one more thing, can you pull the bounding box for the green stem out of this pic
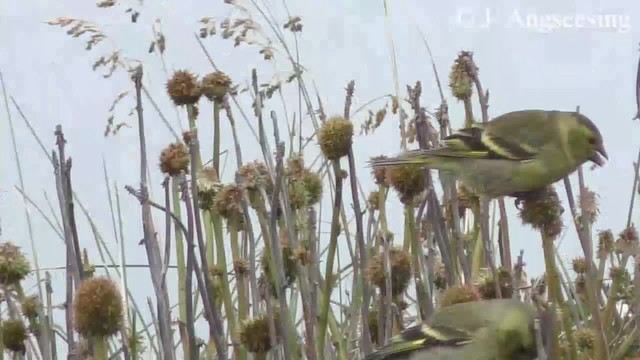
[171,181,187,358]
[541,233,561,360]
[93,336,108,360]
[229,220,248,360]
[213,101,221,175]
[317,161,344,358]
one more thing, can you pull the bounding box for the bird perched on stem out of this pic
[364,299,541,360]
[369,110,608,198]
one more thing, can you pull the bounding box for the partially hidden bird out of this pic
[369,110,608,198]
[364,299,541,360]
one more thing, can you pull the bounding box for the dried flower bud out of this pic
[74,277,123,338]
[201,71,232,102]
[572,257,588,274]
[318,116,353,160]
[367,191,380,211]
[597,230,614,259]
[166,70,202,106]
[367,247,412,296]
[159,142,190,176]
[616,225,639,256]
[239,312,281,353]
[579,188,599,223]
[449,55,473,100]
[197,167,222,210]
[21,295,39,321]
[370,156,389,187]
[386,164,425,205]
[2,320,27,354]
[516,186,564,240]
[233,259,249,277]
[0,242,30,286]
[213,184,245,226]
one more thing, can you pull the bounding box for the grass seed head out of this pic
[318,116,353,160]
[73,276,123,338]
[166,70,202,106]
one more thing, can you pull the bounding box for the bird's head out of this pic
[571,112,608,167]
[495,309,538,360]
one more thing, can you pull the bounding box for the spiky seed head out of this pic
[367,191,380,211]
[438,285,480,308]
[73,276,123,338]
[159,142,190,176]
[609,266,629,282]
[287,177,307,210]
[370,156,389,187]
[293,244,310,266]
[239,313,281,353]
[2,320,27,354]
[597,229,614,259]
[572,257,588,274]
[213,184,245,226]
[166,70,202,106]
[616,225,639,256]
[318,116,353,160]
[574,328,595,352]
[0,242,30,286]
[302,169,322,206]
[516,186,564,240]
[233,259,249,277]
[201,71,232,102]
[207,266,224,309]
[367,247,412,296]
[21,295,39,321]
[475,267,513,299]
[286,153,305,177]
[196,166,222,210]
[237,161,271,192]
[579,188,599,223]
[367,309,379,344]
[182,130,194,145]
[386,164,425,205]
[449,55,473,100]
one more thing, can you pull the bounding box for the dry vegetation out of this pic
[3,1,640,360]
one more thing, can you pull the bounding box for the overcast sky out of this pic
[2,0,640,356]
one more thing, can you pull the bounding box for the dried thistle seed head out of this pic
[201,71,232,102]
[0,242,30,286]
[438,285,480,308]
[370,156,389,187]
[237,161,271,193]
[159,142,190,176]
[302,169,322,206]
[597,229,614,259]
[74,276,123,338]
[208,264,225,277]
[516,186,564,240]
[572,257,588,274]
[166,70,202,106]
[449,55,473,100]
[239,313,281,353]
[368,309,379,345]
[616,225,639,256]
[609,266,630,282]
[366,247,412,296]
[287,179,307,210]
[2,320,27,354]
[233,259,249,277]
[286,153,305,177]
[367,190,380,211]
[213,184,245,225]
[318,116,353,160]
[197,166,222,210]
[21,295,39,321]
[574,327,595,352]
[475,267,513,299]
[579,188,599,223]
[386,164,425,205]
[457,184,479,214]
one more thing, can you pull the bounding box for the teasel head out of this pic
[213,184,245,227]
[159,142,190,176]
[201,71,232,103]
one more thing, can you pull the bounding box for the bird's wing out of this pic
[364,324,473,360]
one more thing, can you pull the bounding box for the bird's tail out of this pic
[368,149,440,169]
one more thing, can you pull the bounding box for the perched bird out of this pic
[364,299,540,360]
[369,110,608,198]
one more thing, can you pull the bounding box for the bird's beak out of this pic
[589,144,608,167]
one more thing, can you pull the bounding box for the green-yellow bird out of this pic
[369,110,608,198]
[364,299,540,360]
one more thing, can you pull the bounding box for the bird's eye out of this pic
[588,137,596,145]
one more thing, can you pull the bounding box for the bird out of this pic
[364,299,541,360]
[369,110,608,198]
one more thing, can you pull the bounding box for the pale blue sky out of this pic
[2,0,640,356]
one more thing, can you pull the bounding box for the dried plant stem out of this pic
[317,161,344,356]
[130,65,176,360]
